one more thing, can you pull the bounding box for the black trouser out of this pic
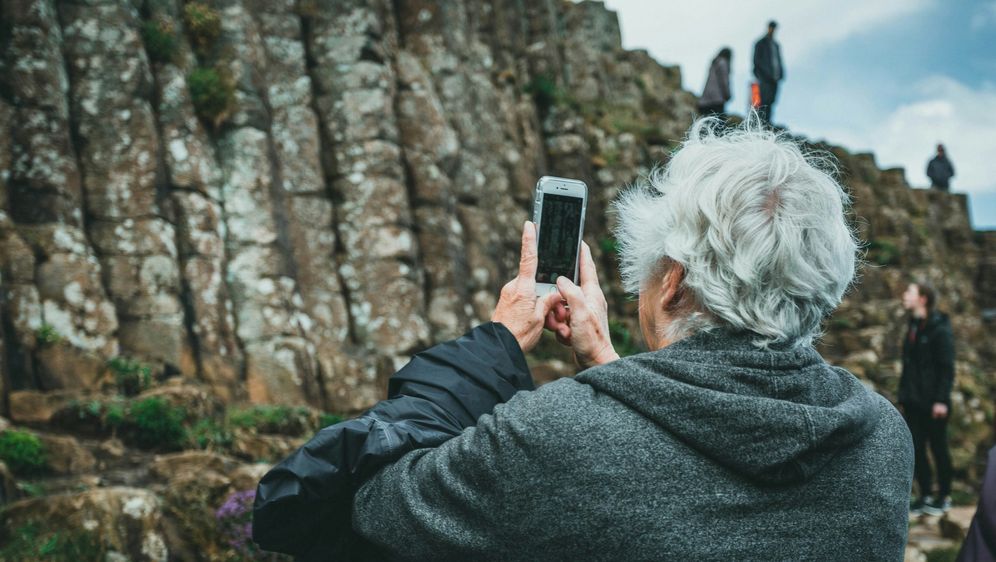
[698,103,725,118]
[757,79,778,124]
[904,405,953,498]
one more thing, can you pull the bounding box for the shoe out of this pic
[922,496,951,516]
[910,496,929,515]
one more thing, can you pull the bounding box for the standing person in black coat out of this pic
[927,144,956,191]
[900,281,956,516]
[753,20,784,125]
[698,47,732,117]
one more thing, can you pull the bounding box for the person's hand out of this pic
[545,242,619,368]
[932,402,949,419]
[491,221,564,353]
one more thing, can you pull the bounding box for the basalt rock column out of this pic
[0,0,119,392]
[59,0,190,375]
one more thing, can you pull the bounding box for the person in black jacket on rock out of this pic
[927,144,956,191]
[900,281,956,516]
[752,20,784,125]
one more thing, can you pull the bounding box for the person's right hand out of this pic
[545,242,619,369]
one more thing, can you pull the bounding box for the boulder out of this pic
[7,390,84,424]
[35,433,96,475]
[0,487,169,561]
[148,451,240,483]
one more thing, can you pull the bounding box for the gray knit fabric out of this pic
[352,329,914,561]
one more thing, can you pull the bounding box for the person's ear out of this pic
[658,264,686,312]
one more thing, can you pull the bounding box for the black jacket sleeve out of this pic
[251,322,532,558]
[931,318,955,404]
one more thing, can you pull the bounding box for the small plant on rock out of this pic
[0,430,47,476]
[188,66,235,126]
[35,323,63,346]
[215,490,262,559]
[183,2,222,56]
[107,356,153,396]
[188,418,233,451]
[228,404,311,435]
[318,412,343,428]
[141,16,179,64]
[129,397,187,450]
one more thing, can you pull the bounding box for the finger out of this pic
[555,324,571,345]
[536,290,562,317]
[553,300,570,323]
[518,221,539,281]
[578,242,600,294]
[556,275,588,316]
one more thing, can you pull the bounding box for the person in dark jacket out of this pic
[957,445,996,561]
[698,47,732,117]
[254,116,913,560]
[900,281,956,516]
[927,144,956,191]
[753,20,784,125]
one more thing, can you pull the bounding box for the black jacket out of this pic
[898,311,955,409]
[927,155,955,188]
[251,322,532,560]
[753,35,784,83]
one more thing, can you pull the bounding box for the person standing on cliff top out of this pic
[927,144,956,191]
[698,47,732,118]
[753,20,784,125]
[900,281,956,516]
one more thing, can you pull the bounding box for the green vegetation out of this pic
[188,418,233,451]
[130,397,187,450]
[828,316,856,330]
[188,66,235,125]
[17,482,46,498]
[609,320,641,357]
[107,356,153,397]
[227,404,312,435]
[0,430,47,476]
[524,74,578,117]
[183,2,221,56]
[34,323,62,346]
[0,523,103,562]
[141,17,179,64]
[925,546,960,562]
[866,239,900,266]
[599,236,620,255]
[318,412,344,428]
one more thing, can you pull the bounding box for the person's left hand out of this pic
[932,402,949,419]
[491,221,563,353]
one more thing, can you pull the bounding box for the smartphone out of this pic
[532,176,588,296]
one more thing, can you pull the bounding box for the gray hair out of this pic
[613,115,859,348]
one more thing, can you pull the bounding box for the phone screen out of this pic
[536,193,584,284]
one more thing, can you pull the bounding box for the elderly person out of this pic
[254,117,914,560]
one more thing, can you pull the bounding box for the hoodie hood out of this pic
[575,329,881,485]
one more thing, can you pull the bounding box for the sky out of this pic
[602,0,996,229]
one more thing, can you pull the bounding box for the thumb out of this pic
[556,276,586,312]
[539,290,563,314]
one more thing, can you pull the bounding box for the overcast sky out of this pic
[602,0,996,229]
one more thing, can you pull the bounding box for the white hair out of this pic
[613,115,859,348]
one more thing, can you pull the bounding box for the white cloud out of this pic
[821,77,996,195]
[603,0,933,95]
[971,1,996,30]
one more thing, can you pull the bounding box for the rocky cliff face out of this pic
[0,0,993,559]
[0,0,694,414]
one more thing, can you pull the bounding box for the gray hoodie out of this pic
[353,329,914,561]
